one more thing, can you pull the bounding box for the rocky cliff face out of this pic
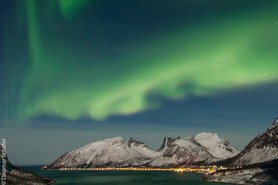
[218,118,278,167]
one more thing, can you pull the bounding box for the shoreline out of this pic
[42,166,222,174]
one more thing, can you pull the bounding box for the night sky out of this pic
[1,0,278,165]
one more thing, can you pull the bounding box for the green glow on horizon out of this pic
[6,1,278,121]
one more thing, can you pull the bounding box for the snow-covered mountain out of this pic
[47,137,159,169]
[150,133,239,167]
[218,118,278,167]
[193,132,239,159]
[47,133,239,169]
[150,136,215,167]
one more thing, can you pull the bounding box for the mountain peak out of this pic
[127,137,149,148]
[194,132,219,140]
[268,117,278,130]
[47,137,156,169]
[194,132,239,159]
[102,137,123,142]
[265,118,278,135]
[157,137,175,152]
[275,118,278,124]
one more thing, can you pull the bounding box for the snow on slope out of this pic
[194,132,239,159]
[219,118,278,167]
[150,137,214,167]
[47,133,239,169]
[231,148,278,166]
[150,133,239,167]
[47,137,158,169]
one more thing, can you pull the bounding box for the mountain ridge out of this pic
[206,118,278,185]
[216,118,278,167]
[46,132,239,169]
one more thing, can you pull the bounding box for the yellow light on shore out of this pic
[56,166,225,174]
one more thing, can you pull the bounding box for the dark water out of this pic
[22,166,231,185]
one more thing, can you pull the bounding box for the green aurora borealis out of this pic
[2,0,278,122]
